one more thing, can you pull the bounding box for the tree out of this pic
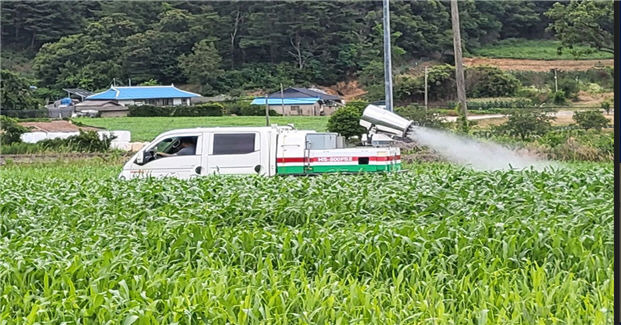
[0,115,29,144]
[179,40,223,95]
[0,70,40,111]
[327,105,367,140]
[573,110,609,131]
[545,0,614,56]
[494,110,554,140]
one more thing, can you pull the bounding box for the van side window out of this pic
[213,133,255,155]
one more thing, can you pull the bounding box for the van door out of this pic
[207,132,263,175]
[138,134,204,179]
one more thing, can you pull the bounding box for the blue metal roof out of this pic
[86,86,200,100]
[251,97,320,105]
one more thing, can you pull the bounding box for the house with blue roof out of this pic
[82,85,201,116]
[251,87,343,116]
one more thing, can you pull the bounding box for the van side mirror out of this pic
[136,150,145,165]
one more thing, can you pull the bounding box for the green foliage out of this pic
[553,91,566,105]
[3,130,118,153]
[13,1,586,96]
[448,98,533,110]
[394,105,445,128]
[494,110,554,140]
[240,105,281,117]
[545,0,614,56]
[0,115,29,144]
[573,110,609,131]
[139,79,158,86]
[469,38,613,60]
[37,130,115,152]
[557,76,580,100]
[0,70,40,111]
[0,162,613,323]
[466,65,520,98]
[395,65,521,104]
[327,105,366,139]
[179,40,223,95]
[513,68,614,92]
[342,100,369,114]
[537,129,613,161]
[128,104,225,117]
[600,100,611,115]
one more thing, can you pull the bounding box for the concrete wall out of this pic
[100,110,129,118]
[47,107,75,119]
[20,130,138,151]
[270,103,339,116]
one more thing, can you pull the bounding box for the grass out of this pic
[74,116,329,142]
[468,39,614,60]
[0,161,613,323]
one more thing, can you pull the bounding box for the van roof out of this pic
[154,125,312,139]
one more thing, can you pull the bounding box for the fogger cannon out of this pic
[359,104,417,146]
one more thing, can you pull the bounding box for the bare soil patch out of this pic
[464,58,613,72]
[19,120,100,132]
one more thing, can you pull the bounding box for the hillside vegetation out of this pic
[1,0,613,99]
[468,39,613,60]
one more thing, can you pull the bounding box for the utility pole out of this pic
[450,0,467,119]
[265,94,270,126]
[424,66,428,111]
[280,83,285,116]
[382,0,393,112]
[554,69,558,92]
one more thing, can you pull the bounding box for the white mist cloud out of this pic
[408,127,553,171]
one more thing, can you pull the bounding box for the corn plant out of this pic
[0,162,612,324]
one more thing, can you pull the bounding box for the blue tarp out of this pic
[86,86,200,100]
[250,97,320,105]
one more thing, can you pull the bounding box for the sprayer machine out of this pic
[119,105,418,179]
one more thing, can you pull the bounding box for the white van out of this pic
[119,125,401,179]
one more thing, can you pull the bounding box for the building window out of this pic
[291,105,300,115]
[213,133,256,155]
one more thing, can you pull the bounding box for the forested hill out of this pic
[0,1,611,97]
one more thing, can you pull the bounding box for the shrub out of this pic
[493,110,554,140]
[221,101,251,115]
[240,105,281,116]
[0,115,29,144]
[573,110,609,131]
[537,129,612,161]
[394,104,445,129]
[466,65,521,98]
[552,90,566,105]
[600,100,611,115]
[557,76,580,101]
[327,105,366,139]
[447,98,533,110]
[517,86,551,105]
[343,100,370,115]
[128,104,224,117]
[38,130,116,152]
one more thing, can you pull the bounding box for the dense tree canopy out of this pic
[545,0,614,56]
[0,70,40,111]
[0,1,608,96]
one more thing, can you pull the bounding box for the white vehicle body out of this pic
[119,125,401,179]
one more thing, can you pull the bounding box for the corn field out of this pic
[0,163,612,324]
